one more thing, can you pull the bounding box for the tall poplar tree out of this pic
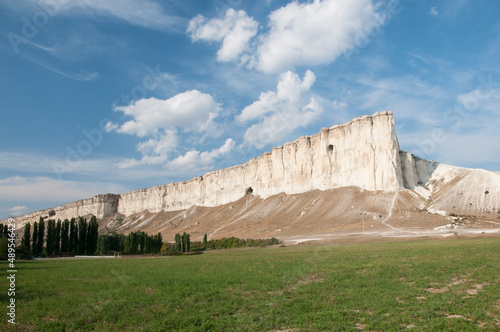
[77,217,87,255]
[69,218,77,254]
[46,220,55,255]
[61,219,69,253]
[139,231,145,254]
[55,220,61,254]
[175,233,181,252]
[32,221,38,255]
[37,218,45,254]
[22,223,31,252]
[157,233,163,253]
[181,232,187,253]
[86,216,99,255]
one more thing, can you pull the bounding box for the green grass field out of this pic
[2,238,500,331]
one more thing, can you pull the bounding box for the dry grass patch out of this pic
[286,273,324,291]
[355,322,367,330]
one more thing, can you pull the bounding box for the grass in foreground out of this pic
[1,238,500,331]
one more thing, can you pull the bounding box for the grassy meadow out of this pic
[1,238,500,331]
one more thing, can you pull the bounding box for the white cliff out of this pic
[117,111,403,215]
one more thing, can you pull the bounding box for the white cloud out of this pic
[429,7,439,16]
[118,129,178,168]
[107,90,227,168]
[168,139,235,170]
[108,91,221,137]
[188,0,385,73]
[137,129,178,156]
[188,8,259,62]
[237,70,323,148]
[33,0,181,30]
[252,0,385,73]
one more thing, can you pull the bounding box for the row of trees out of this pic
[204,236,279,249]
[174,232,191,252]
[96,231,163,255]
[22,216,99,256]
[167,233,280,253]
[2,219,279,259]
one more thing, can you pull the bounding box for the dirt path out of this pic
[380,191,402,231]
[380,191,419,234]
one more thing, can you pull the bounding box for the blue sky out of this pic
[1,0,499,219]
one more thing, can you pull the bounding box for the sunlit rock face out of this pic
[117,111,404,216]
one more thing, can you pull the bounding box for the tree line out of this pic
[2,218,280,259]
[174,232,191,252]
[20,216,99,256]
[96,231,163,255]
[161,233,280,254]
[204,236,279,249]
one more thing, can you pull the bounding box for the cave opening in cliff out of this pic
[327,144,334,152]
[245,187,253,195]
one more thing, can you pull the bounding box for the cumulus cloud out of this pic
[136,129,178,156]
[169,139,235,170]
[237,70,323,148]
[108,91,221,137]
[429,7,439,16]
[107,90,235,168]
[118,129,179,168]
[253,0,385,72]
[188,8,259,62]
[188,0,386,72]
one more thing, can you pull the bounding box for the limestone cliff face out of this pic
[118,111,403,215]
[6,111,406,226]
